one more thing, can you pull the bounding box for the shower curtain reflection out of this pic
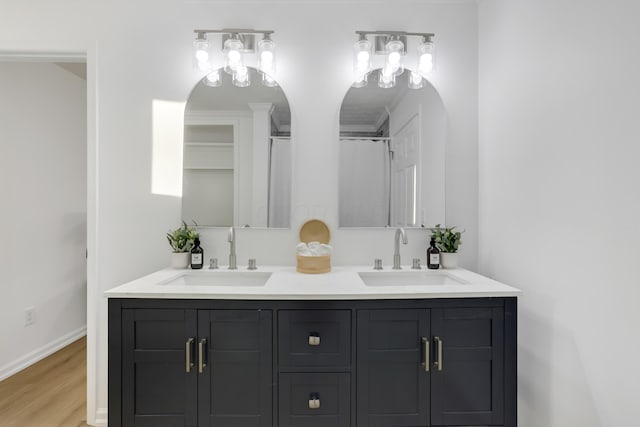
[268,137,292,228]
[339,138,390,227]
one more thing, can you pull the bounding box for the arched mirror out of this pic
[183,67,292,228]
[339,68,446,228]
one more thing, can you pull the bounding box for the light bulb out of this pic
[417,37,435,75]
[357,50,370,63]
[261,51,273,66]
[352,71,368,88]
[196,49,208,63]
[385,38,404,76]
[419,58,433,75]
[353,36,371,76]
[224,37,243,74]
[193,34,211,71]
[408,71,425,89]
[197,61,211,73]
[258,36,276,75]
[204,69,222,87]
[233,65,250,87]
[228,50,241,63]
[379,67,396,88]
[388,51,401,65]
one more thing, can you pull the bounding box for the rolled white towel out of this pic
[297,242,332,256]
[296,242,311,256]
[317,244,332,256]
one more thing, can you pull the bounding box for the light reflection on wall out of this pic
[151,99,185,197]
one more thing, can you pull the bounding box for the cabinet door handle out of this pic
[185,338,195,373]
[198,338,208,373]
[434,336,443,371]
[308,393,321,409]
[308,332,320,346]
[421,337,430,372]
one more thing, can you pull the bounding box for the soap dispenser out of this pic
[190,238,204,269]
[426,237,440,270]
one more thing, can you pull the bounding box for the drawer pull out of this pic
[198,338,207,374]
[421,337,429,372]
[434,336,443,371]
[185,338,195,373]
[308,393,321,409]
[308,332,321,346]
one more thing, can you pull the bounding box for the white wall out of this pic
[0,62,87,380]
[479,0,640,425]
[0,1,479,424]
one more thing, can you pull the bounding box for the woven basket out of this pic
[297,219,331,274]
[296,254,331,274]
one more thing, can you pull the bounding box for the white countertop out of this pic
[104,265,521,300]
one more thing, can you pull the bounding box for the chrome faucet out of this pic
[393,227,408,270]
[227,226,237,270]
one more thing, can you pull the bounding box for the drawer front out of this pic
[279,373,351,427]
[278,310,351,368]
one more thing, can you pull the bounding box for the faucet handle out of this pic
[209,258,218,269]
[373,259,383,270]
[248,259,257,270]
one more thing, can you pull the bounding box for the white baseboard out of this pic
[0,325,87,382]
[92,408,108,427]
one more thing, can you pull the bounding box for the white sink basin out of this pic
[160,271,272,287]
[358,271,468,286]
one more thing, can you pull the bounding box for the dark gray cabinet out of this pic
[197,310,272,427]
[357,306,507,427]
[357,309,431,426]
[278,309,353,426]
[110,303,272,427]
[120,308,198,427]
[109,298,516,427]
[430,307,504,426]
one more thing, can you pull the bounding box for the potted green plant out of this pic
[167,221,199,268]
[431,224,464,269]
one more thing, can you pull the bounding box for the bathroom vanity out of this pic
[106,267,519,427]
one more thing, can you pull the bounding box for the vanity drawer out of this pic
[278,372,350,427]
[278,310,351,368]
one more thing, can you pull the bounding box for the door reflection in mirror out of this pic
[339,68,446,228]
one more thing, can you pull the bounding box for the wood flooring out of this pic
[0,337,89,427]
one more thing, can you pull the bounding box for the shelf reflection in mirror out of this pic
[339,68,446,228]
[183,67,292,228]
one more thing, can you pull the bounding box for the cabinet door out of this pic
[430,307,504,426]
[121,308,198,427]
[197,310,273,427]
[357,309,430,427]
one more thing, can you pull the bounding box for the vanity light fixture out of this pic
[353,33,371,87]
[385,35,405,77]
[352,30,435,89]
[417,35,435,75]
[192,28,277,88]
[193,32,212,73]
[223,34,244,75]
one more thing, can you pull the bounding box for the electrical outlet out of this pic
[25,307,35,326]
